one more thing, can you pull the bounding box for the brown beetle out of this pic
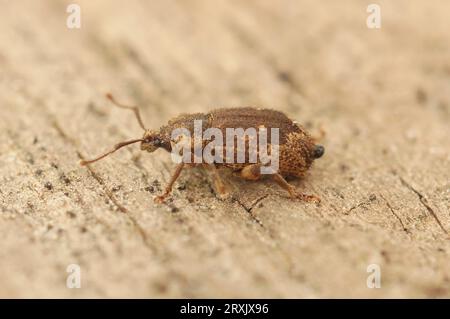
[81,94,325,203]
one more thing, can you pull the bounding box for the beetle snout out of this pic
[313,145,325,159]
[140,140,159,153]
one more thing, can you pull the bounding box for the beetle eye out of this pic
[153,137,161,146]
[313,145,325,159]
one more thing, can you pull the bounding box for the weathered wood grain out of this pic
[0,0,449,297]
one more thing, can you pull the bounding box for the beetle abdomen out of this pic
[209,107,303,143]
[160,107,317,176]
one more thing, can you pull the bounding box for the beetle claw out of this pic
[292,192,321,203]
[216,191,232,201]
[154,195,168,204]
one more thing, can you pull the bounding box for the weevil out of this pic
[80,94,325,203]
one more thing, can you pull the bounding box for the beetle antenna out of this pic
[106,93,147,130]
[80,138,144,166]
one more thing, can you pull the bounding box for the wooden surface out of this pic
[0,0,449,297]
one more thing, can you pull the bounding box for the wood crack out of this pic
[234,195,268,228]
[51,120,156,251]
[397,175,448,235]
[344,195,376,215]
[380,194,410,234]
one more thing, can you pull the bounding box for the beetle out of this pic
[80,94,325,203]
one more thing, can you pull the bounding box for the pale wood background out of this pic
[0,0,449,297]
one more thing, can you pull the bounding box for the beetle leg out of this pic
[272,173,321,203]
[239,164,262,181]
[204,165,231,200]
[155,163,185,203]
